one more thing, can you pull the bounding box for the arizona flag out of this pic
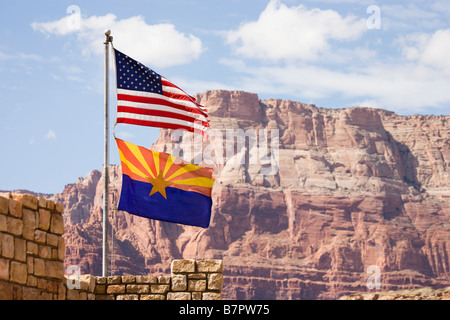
[116,138,215,228]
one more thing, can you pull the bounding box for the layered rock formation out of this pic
[340,286,450,300]
[49,90,449,299]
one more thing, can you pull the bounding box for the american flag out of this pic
[113,49,209,136]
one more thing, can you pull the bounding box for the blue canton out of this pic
[114,49,163,94]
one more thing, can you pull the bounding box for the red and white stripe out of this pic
[116,77,209,135]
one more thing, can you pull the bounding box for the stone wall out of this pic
[69,259,223,300]
[0,194,65,299]
[0,194,223,300]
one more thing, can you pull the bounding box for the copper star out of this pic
[146,171,174,199]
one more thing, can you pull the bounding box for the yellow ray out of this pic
[153,150,160,175]
[171,177,215,188]
[119,149,149,180]
[123,140,156,179]
[163,154,175,178]
[166,163,204,181]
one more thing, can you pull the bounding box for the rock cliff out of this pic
[340,286,450,300]
[51,90,449,299]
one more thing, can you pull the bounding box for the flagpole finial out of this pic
[104,29,113,44]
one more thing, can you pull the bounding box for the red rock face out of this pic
[53,90,449,299]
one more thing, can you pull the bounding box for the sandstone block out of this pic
[94,285,106,294]
[171,259,196,273]
[50,213,64,235]
[37,278,48,290]
[27,275,37,287]
[58,282,66,300]
[67,289,80,300]
[141,294,165,300]
[34,230,46,243]
[150,284,169,294]
[7,216,23,236]
[107,276,121,284]
[197,260,223,273]
[38,208,51,231]
[126,284,149,294]
[79,292,87,300]
[46,260,64,279]
[51,248,58,259]
[14,238,26,262]
[34,258,45,276]
[167,292,191,300]
[172,274,187,291]
[12,194,37,210]
[202,292,222,300]
[9,199,23,218]
[0,282,13,300]
[117,294,139,300]
[188,279,207,292]
[10,261,27,284]
[122,275,136,283]
[46,233,59,247]
[208,273,224,291]
[13,284,23,300]
[158,275,171,284]
[0,257,9,280]
[39,245,52,259]
[38,197,47,209]
[27,256,33,274]
[22,209,36,240]
[0,197,8,215]
[57,238,65,261]
[188,273,206,279]
[27,241,38,255]
[0,214,6,232]
[136,275,157,284]
[96,277,107,284]
[2,233,14,258]
[107,284,126,294]
[80,275,96,293]
[192,292,202,300]
[46,200,55,211]
[54,202,64,213]
[23,287,48,300]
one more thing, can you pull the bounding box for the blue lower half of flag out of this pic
[118,174,212,228]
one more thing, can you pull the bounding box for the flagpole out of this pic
[103,29,113,277]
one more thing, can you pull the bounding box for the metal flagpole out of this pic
[103,29,113,277]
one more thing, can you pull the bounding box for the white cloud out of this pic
[45,130,56,140]
[219,2,450,114]
[221,58,450,113]
[32,13,204,68]
[354,99,383,109]
[225,0,367,62]
[302,0,373,3]
[167,76,238,96]
[401,29,450,75]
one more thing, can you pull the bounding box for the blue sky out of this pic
[1,0,449,194]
